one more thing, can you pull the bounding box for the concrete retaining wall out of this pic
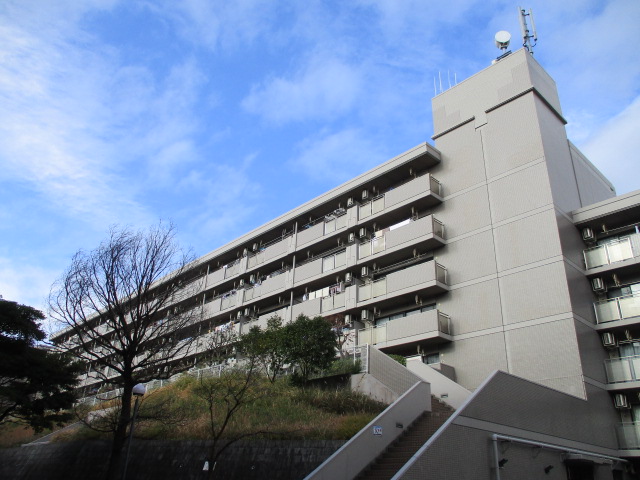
[0,438,344,480]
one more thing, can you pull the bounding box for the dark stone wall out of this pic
[0,439,344,480]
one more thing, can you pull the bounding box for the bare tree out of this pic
[49,222,203,480]
[326,313,355,359]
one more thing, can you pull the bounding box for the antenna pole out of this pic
[518,6,537,55]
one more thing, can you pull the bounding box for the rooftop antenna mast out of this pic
[518,6,538,55]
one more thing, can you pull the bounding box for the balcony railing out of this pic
[617,422,640,450]
[594,293,640,324]
[359,215,444,260]
[358,174,442,221]
[357,261,447,303]
[584,234,640,270]
[604,355,640,384]
[358,310,451,347]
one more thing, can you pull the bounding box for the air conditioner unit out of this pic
[361,310,371,322]
[252,243,259,252]
[249,274,256,283]
[244,308,251,317]
[602,332,617,348]
[347,197,354,208]
[362,190,369,201]
[348,232,356,243]
[614,393,630,409]
[344,314,352,326]
[238,279,245,287]
[345,272,353,284]
[359,227,368,239]
[582,227,596,243]
[591,277,607,292]
[361,266,370,277]
[242,248,248,256]
[236,311,243,320]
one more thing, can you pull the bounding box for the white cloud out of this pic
[151,0,277,51]
[242,56,363,124]
[581,95,640,196]
[0,257,58,315]
[290,129,383,184]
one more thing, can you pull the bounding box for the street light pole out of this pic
[122,383,146,480]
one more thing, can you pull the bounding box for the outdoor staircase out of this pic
[355,396,454,480]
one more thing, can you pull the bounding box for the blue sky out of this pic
[1,0,639,319]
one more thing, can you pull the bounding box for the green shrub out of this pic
[387,354,406,366]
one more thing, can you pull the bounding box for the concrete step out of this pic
[355,396,454,480]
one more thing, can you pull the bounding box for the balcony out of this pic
[616,423,640,450]
[604,355,640,386]
[358,174,442,221]
[357,310,451,351]
[357,261,448,304]
[584,234,640,272]
[243,270,288,302]
[204,290,240,318]
[358,215,444,260]
[247,234,294,269]
[291,289,347,319]
[294,248,347,284]
[297,210,348,247]
[594,294,640,326]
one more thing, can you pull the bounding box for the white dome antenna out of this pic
[494,31,511,51]
[492,31,512,64]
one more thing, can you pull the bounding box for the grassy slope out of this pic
[0,375,386,447]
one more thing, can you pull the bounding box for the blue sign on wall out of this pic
[373,425,382,436]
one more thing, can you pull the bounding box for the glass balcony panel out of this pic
[620,295,640,320]
[430,175,442,196]
[334,292,345,308]
[438,312,451,334]
[322,256,334,272]
[336,214,347,230]
[371,236,385,254]
[617,423,640,450]
[607,238,634,263]
[372,278,387,298]
[358,328,373,345]
[321,296,333,312]
[436,263,447,285]
[359,283,372,301]
[335,250,346,268]
[372,196,385,214]
[594,299,622,324]
[605,356,636,383]
[374,325,387,343]
[584,246,607,269]
[359,241,372,259]
[324,220,336,234]
[359,202,372,220]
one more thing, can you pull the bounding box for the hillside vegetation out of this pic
[1,374,386,447]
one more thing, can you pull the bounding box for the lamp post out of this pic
[122,383,146,480]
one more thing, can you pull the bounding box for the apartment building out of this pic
[53,47,640,478]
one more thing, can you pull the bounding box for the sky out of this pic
[1,0,639,321]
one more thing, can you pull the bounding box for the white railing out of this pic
[604,355,640,383]
[594,294,640,324]
[584,235,638,269]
